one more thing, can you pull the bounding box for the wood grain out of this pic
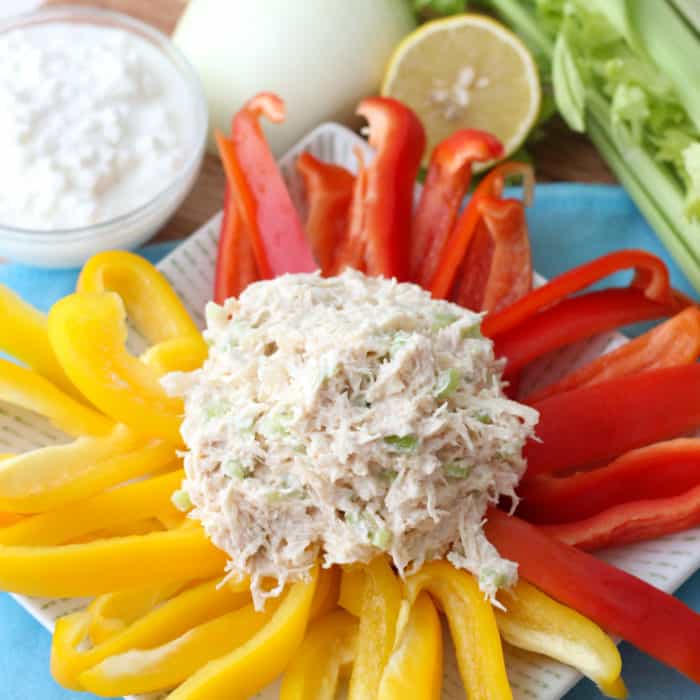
[47,0,615,243]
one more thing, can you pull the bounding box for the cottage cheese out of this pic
[164,271,539,609]
[0,22,191,230]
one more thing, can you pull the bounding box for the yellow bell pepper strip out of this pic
[88,582,188,645]
[0,525,227,598]
[77,250,201,343]
[347,556,403,700]
[377,592,443,700]
[75,517,164,542]
[309,565,341,622]
[166,566,318,700]
[0,456,22,527]
[0,425,175,513]
[51,575,250,689]
[0,358,112,438]
[80,598,281,696]
[338,565,364,617]
[0,283,73,393]
[0,512,23,527]
[140,335,208,376]
[496,580,626,698]
[0,470,182,546]
[280,609,358,700]
[48,291,184,444]
[406,561,512,700]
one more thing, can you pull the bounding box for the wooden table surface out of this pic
[48,0,616,243]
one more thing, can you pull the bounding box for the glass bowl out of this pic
[0,5,208,268]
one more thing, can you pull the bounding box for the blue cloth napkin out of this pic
[0,184,698,699]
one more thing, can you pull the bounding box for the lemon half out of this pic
[381,14,541,167]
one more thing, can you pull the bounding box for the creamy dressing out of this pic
[164,271,538,609]
[0,22,191,230]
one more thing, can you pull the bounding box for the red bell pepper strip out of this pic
[452,196,532,313]
[482,250,674,338]
[484,508,700,684]
[519,438,700,524]
[296,152,355,275]
[329,148,369,275]
[495,288,676,377]
[213,181,259,304]
[524,306,700,402]
[225,93,317,279]
[335,97,425,281]
[411,130,503,287]
[540,483,700,551]
[525,364,700,476]
[429,162,532,300]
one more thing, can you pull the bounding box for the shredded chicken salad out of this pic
[163,270,538,608]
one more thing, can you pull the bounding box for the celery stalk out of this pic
[484,0,700,292]
[671,0,700,34]
[587,97,700,291]
[485,0,553,55]
[631,0,700,132]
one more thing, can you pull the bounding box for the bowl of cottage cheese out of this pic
[0,6,208,267]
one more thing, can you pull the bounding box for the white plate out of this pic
[4,123,700,700]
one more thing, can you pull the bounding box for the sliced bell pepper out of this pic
[87,581,189,645]
[296,152,355,275]
[405,560,512,700]
[0,513,22,527]
[485,508,700,684]
[0,357,113,437]
[213,172,260,305]
[223,93,317,279]
[429,161,532,300]
[347,556,403,700]
[48,292,184,445]
[329,147,370,275]
[482,249,675,338]
[308,565,341,622]
[524,306,700,402]
[495,288,675,377]
[496,580,625,697]
[541,482,700,551]
[343,97,425,281]
[0,426,174,513]
[411,130,503,287]
[0,469,182,545]
[75,517,164,542]
[51,576,250,689]
[0,283,74,394]
[280,609,358,700]
[338,565,364,617]
[453,196,532,313]
[525,364,700,475]
[519,438,700,524]
[80,598,280,696]
[377,592,443,700]
[77,250,201,344]
[0,525,227,598]
[140,334,208,376]
[165,566,318,700]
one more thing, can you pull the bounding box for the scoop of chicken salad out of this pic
[163,269,538,609]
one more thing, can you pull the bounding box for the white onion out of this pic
[173,0,416,154]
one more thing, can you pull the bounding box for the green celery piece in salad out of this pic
[435,368,460,400]
[384,434,419,453]
[171,488,192,512]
